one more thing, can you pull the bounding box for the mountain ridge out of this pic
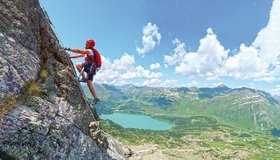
[84,83,280,131]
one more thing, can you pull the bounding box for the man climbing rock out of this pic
[65,39,102,104]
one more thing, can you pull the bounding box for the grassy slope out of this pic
[83,83,280,131]
[82,84,280,159]
[165,94,280,130]
[101,115,280,159]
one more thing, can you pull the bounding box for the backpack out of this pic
[88,48,102,68]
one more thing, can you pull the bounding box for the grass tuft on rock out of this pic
[27,82,42,95]
[40,69,48,80]
[0,95,19,116]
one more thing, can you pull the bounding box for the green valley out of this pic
[81,83,280,159]
[101,115,280,159]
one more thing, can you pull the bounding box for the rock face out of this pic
[0,0,126,159]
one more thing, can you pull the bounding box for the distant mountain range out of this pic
[82,83,280,131]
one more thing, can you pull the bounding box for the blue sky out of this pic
[39,0,280,94]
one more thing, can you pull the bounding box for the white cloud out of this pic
[253,0,280,65]
[164,28,229,80]
[94,56,124,85]
[150,63,161,70]
[121,65,163,79]
[111,53,135,70]
[96,0,280,87]
[164,39,187,66]
[136,22,161,57]
[94,53,163,85]
[222,0,280,81]
[223,44,268,80]
[164,0,280,82]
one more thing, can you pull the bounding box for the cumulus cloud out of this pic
[253,0,280,64]
[136,22,161,57]
[223,44,268,80]
[121,65,163,79]
[222,0,280,81]
[111,53,135,70]
[94,56,124,84]
[164,28,229,80]
[164,0,280,82]
[150,63,161,70]
[94,53,163,86]
[164,39,187,66]
[96,0,279,87]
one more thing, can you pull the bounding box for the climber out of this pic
[65,39,102,105]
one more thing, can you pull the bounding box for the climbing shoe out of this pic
[92,98,100,105]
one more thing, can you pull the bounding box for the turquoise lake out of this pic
[100,113,172,130]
